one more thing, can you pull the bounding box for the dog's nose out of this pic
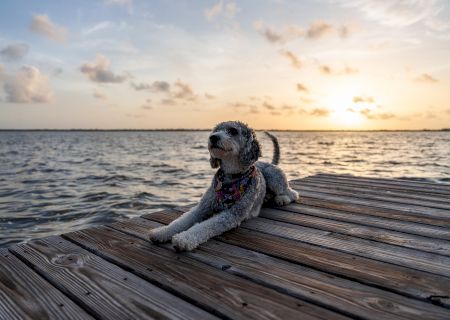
[209,135,219,144]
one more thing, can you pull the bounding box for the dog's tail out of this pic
[264,131,280,165]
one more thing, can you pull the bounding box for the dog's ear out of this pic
[240,131,261,167]
[210,157,220,168]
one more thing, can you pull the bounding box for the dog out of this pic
[148,121,299,251]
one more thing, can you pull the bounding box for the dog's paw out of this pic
[148,227,172,243]
[274,194,291,206]
[172,232,197,252]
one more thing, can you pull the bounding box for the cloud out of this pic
[359,108,396,120]
[172,80,196,101]
[306,21,334,39]
[161,98,177,106]
[205,93,215,99]
[255,23,304,44]
[141,104,152,110]
[30,14,66,43]
[0,43,29,61]
[0,64,3,74]
[131,80,170,92]
[296,83,309,93]
[280,50,302,69]
[309,108,330,117]
[80,54,128,83]
[3,66,53,103]
[415,73,439,83]
[319,64,358,75]
[93,89,107,100]
[319,65,332,74]
[353,95,375,103]
[204,1,239,21]
[263,102,275,110]
[82,21,112,36]
[337,0,443,27]
[104,0,132,6]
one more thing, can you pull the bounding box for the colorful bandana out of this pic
[213,165,257,212]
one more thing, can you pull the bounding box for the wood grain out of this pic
[297,197,450,228]
[259,207,450,256]
[9,236,216,320]
[106,217,450,319]
[0,248,92,320]
[292,182,450,210]
[143,209,450,307]
[278,203,450,241]
[65,224,348,320]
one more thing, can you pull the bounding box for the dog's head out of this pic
[208,121,261,171]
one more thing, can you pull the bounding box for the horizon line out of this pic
[0,128,449,132]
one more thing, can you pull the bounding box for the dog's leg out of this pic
[148,187,214,243]
[172,176,265,251]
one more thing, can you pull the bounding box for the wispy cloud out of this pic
[318,64,358,75]
[82,21,112,36]
[360,108,396,120]
[309,108,330,117]
[205,93,215,99]
[204,0,239,23]
[141,104,152,110]
[306,21,334,39]
[337,0,443,28]
[0,43,29,61]
[280,50,302,69]
[353,95,375,103]
[263,102,276,110]
[415,73,439,83]
[30,14,66,43]
[3,66,53,103]
[104,0,132,6]
[131,80,170,92]
[296,83,309,93]
[80,54,129,83]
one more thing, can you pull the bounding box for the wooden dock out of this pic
[1,173,450,319]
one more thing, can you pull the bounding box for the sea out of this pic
[1,130,449,247]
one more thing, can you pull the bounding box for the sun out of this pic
[322,82,376,129]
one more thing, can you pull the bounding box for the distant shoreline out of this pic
[0,129,449,132]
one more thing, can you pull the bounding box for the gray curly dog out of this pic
[148,121,299,251]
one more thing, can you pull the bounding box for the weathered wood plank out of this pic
[66,225,348,320]
[104,216,450,319]
[0,248,92,320]
[292,190,450,221]
[295,175,450,197]
[315,174,450,191]
[260,207,450,256]
[292,182,450,210]
[9,236,216,320]
[245,217,450,277]
[143,210,450,307]
[297,197,450,228]
[279,203,450,241]
[295,179,450,205]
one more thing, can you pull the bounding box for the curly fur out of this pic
[148,121,299,251]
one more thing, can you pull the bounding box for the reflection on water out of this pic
[0,131,449,247]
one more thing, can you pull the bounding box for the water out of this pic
[1,131,449,247]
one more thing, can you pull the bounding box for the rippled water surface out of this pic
[1,131,449,247]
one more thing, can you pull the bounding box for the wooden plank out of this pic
[295,179,450,205]
[9,236,216,320]
[245,217,450,277]
[260,207,450,256]
[315,173,450,191]
[295,191,450,222]
[292,182,450,210]
[297,197,450,228]
[105,217,450,319]
[143,210,450,307]
[295,175,450,197]
[279,203,450,241]
[66,225,348,320]
[0,248,92,320]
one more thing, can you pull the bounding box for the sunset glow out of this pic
[0,0,449,130]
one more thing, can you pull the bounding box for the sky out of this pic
[0,0,449,130]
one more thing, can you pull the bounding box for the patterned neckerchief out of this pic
[213,165,257,212]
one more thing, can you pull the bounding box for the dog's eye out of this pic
[227,127,238,136]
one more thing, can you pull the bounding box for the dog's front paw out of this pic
[148,227,172,243]
[172,232,198,252]
[274,194,291,206]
